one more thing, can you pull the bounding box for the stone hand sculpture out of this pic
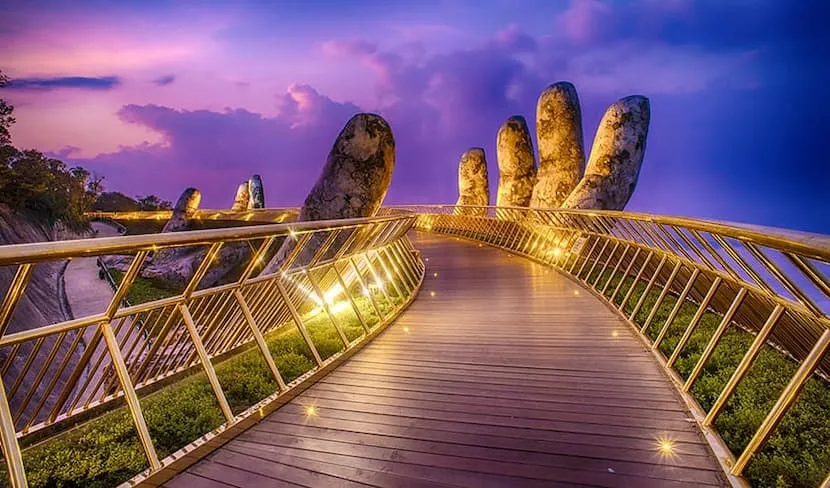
[161,188,200,233]
[496,116,536,207]
[531,82,585,208]
[562,95,650,210]
[231,181,250,210]
[263,113,396,274]
[248,175,265,209]
[455,147,489,216]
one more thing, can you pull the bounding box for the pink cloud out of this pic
[555,0,612,44]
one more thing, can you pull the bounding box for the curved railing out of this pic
[382,204,830,487]
[0,215,424,487]
[86,208,299,225]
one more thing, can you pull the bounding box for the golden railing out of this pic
[382,204,830,487]
[86,208,299,224]
[0,214,423,487]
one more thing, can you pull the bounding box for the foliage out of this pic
[0,70,101,231]
[135,194,172,211]
[600,269,830,488]
[92,192,172,213]
[0,70,14,146]
[91,192,140,212]
[108,269,182,305]
[4,277,407,487]
[0,148,101,231]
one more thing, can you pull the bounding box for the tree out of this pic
[0,69,15,146]
[0,148,102,230]
[136,194,172,210]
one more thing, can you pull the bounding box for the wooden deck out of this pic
[166,232,726,488]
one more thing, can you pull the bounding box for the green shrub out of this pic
[624,279,830,488]
[109,270,181,305]
[3,275,410,487]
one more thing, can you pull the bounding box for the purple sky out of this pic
[2,0,828,233]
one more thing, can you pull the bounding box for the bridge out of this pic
[0,206,828,487]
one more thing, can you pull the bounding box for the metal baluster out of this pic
[684,288,747,391]
[704,305,785,425]
[653,269,700,349]
[731,328,830,475]
[178,304,234,422]
[667,277,722,368]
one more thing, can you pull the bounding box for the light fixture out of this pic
[305,404,317,416]
[433,272,438,277]
[429,291,436,297]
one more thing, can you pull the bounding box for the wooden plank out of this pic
[168,232,727,487]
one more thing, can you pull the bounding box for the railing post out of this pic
[274,277,324,367]
[731,328,830,475]
[178,303,234,422]
[684,288,747,391]
[0,264,33,337]
[0,378,28,487]
[667,276,722,368]
[640,260,683,333]
[704,305,785,426]
[100,319,161,470]
[233,290,287,392]
[332,263,370,334]
[306,270,350,347]
[653,268,700,348]
[610,247,640,302]
[629,255,668,321]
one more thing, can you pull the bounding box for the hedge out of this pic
[2,280,404,487]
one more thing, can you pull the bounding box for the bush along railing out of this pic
[0,214,424,487]
[386,205,830,488]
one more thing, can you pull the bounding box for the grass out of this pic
[109,269,181,305]
[595,265,830,488]
[2,273,408,488]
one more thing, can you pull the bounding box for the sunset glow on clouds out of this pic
[2,0,827,232]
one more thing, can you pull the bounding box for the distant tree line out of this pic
[91,192,172,212]
[0,69,169,230]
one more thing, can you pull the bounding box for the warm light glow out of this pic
[612,330,619,337]
[655,435,678,459]
[425,257,430,262]
[574,290,580,296]
[403,326,409,333]
[305,405,317,416]
[433,272,438,277]
[289,229,298,239]
[429,291,436,297]
[552,247,562,257]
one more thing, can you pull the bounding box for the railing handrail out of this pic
[388,204,830,260]
[0,214,408,266]
[403,204,830,487]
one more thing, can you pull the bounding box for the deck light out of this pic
[552,247,562,257]
[305,405,317,416]
[403,326,410,333]
[430,291,436,297]
[574,290,580,296]
[656,436,677,458]
[433,272,438,277]
[612,330,619,337]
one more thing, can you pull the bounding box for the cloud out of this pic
[72,84,364,206]
[152,74,176,86]
[7,76,121,91]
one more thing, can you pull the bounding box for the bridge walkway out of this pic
[166,232,726,488]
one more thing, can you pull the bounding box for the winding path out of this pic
[166,232,726,488]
